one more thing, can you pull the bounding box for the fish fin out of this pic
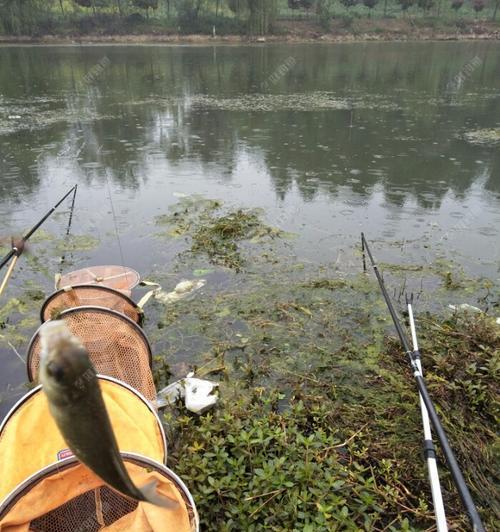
[140,480,180,509]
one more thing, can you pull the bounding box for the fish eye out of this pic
[47,362,65,383]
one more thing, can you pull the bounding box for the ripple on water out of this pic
[477,227,498,237]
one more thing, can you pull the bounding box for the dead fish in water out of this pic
[39,320,178,509]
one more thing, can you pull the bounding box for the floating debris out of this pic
[156,373,219,414]
[139,279,206,307]
[463,128,500,146]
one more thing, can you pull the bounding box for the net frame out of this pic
[26,307,155,404]
[0,376,168,501]
[41,284,144,325]
[58,266,141,294]
[0,453,199,532]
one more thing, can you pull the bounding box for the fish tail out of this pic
[140,480,180,509]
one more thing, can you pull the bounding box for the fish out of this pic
[38,320,178,509]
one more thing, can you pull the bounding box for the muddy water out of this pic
[0,42,499,414]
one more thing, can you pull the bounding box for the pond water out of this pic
[0,42,499,415]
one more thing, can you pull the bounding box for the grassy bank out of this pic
[1,18,499,44]
[0,0,499,43]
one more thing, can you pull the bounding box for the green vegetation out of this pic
[156,198,282,271]
[161,280,499,529]
[0,0,499,37]
[1,198,498,528]
[150,200,500,530]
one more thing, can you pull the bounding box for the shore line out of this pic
[1,31,499,45]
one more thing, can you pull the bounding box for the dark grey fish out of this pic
[39,320,178,509]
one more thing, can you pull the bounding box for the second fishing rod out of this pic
[361,232,485,532]
[0,185,78,271]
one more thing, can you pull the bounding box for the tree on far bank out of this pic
[451,0,464,12]
[472,0,485,16]
[340,0,358,9]
[363,0,379,16]
[398,0,415,13]
[132,0,159,15]
[417,0,435,13]
[492,0,499,20]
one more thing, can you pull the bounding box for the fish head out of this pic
[39,320,95,401]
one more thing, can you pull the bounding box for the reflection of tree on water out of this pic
[0,43,498,213]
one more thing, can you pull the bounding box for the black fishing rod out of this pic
[0,185,77,271]
[361,233,485,532]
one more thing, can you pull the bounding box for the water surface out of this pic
[0,42,499,414]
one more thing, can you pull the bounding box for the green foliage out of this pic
[164,311,498,530]
[247,0,278,35]
[363,0,379,10]
[316,0,334,30]
[155,199,282,270]
[472,0,485,13]
[288,0,315,8]
[398,0,415,10]
[132,0,158,9]
[417,0,434,10]
[0,0,498,36]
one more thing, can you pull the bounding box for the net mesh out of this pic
[0,457,198,532]
[27,308,156,404]
[58,266,140,295]
[29,487,138,532]
[41,286,142,325]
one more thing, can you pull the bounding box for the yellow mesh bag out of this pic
[57,266,140,296]
[0,377,166,503]
[0,454,198,532]
[26,307,156,404]
[41,285,143,325]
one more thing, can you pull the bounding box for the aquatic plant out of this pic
[156,198,282,271]
[463,128,500,146]
[166,313,498,530]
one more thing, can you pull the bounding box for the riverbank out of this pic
[1,19,499,44]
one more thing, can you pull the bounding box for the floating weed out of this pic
[28,228,54,244]
[302,279,348,290]
[191,210,281,271]
[155,197,222,238]
[156,198,283,271]
[463,128,500,146]
[0,104,112,135]
[124,93,401,113]
[54,234,99,253]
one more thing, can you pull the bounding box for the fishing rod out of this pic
[59,183,79,272]
[0,185,77,272]
[361,233,485,532]
[406,293,448,532]
[0,186,78,299]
